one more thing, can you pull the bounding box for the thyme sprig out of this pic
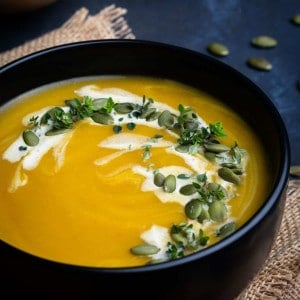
[166,223,209,259]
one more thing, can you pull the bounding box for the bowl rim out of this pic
[0,39,291,273]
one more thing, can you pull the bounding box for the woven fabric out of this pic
[237,179,300,300]
[0,5,299,299]
[0,4,135,67]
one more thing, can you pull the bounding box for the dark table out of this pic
[0,0,299,165]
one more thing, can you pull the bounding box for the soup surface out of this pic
[0,76,270,267]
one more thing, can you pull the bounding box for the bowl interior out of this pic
[0,40,287,188]
[0,39,291,300]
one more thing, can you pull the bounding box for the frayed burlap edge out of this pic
[237,179,300,300]
[0,4,135,67]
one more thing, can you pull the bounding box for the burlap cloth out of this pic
[0,5,299,299]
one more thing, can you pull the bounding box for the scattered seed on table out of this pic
[291,13,300,25]
[247,57,272,71]
[207,42,229,57]
[290,165,300,177]
[251,35,277,48]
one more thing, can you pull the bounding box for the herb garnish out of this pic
[166,223,209,260]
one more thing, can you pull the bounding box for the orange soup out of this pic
[0,76,270,267]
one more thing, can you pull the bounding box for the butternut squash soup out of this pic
[0,76,270,267]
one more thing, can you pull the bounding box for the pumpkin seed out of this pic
[91,112,114,125]
[172,123,183,135]
[209,201,227,222]
[179,184,197,195]
[216,222,236,239]
[205,143,230,153]
[185,199,202,219]
[207,182,227,198]
[130,244,160,256]
[231,168,243,175]
[171,233,188,246]
[207,42,229,57]
[218,167,241,185]
[158,110,174,128]
[251,35,277,48]
[146,111,160,121]
[147,258,169,265]
[154,172,165,187]
[291,13,300,25]
[290,165,300,177]
[221,162,239,168]
[175,145,189,153]
[92,98,109,110]
[45,128,71,136]
[183,121,198,130]
[247,57,272,71]
[181,110,197,122]
[197,206,210,223]
[163,174,176,193]
[22,130,39,146]
[140,107,156,119]
[65,99,81,109]
[113,125,122,134]
[114,102,135,114]
[204,151,216,162]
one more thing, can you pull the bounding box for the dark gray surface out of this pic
[0,0,299,164]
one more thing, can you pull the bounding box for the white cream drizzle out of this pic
[140,225,171,260]
[2,84,236,212]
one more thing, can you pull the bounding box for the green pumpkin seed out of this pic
[290,165,300,177]
[207,42,229,57]
[251,35,277,48]
[207,182,227,198]
[22,130,39,146]
[221,162,239,168]
[183,121,198,130]
[113,125,122,134]
[205,143,230,153]
[140,108,157,119]
[197,206,210,223]
[247,57,272,71]
[158,110,174,128]
[40,107,63,125]
[146,111,160,121]
[216,222,236,239]
[231,168,243,175]
[291,13,300,25]
[163,174,176,193]
[207,182,220,192]
[114,102,136,114]
[172,123,183,134]
[130,244,160,256]
[171,233,187,246]
[92,98,109,110]
[45,128,71,136]
[91,112,114,125]
[147,258,169,265]
[65,99,81,109]
[218,167,241,185]
[185,199,202,219]
[154,172,165,187]
[175,145,189,153]
[209,201,227,222]
[204,151,216,162]
[179,184,197,195]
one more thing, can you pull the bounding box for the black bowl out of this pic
[0,40,290,300]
